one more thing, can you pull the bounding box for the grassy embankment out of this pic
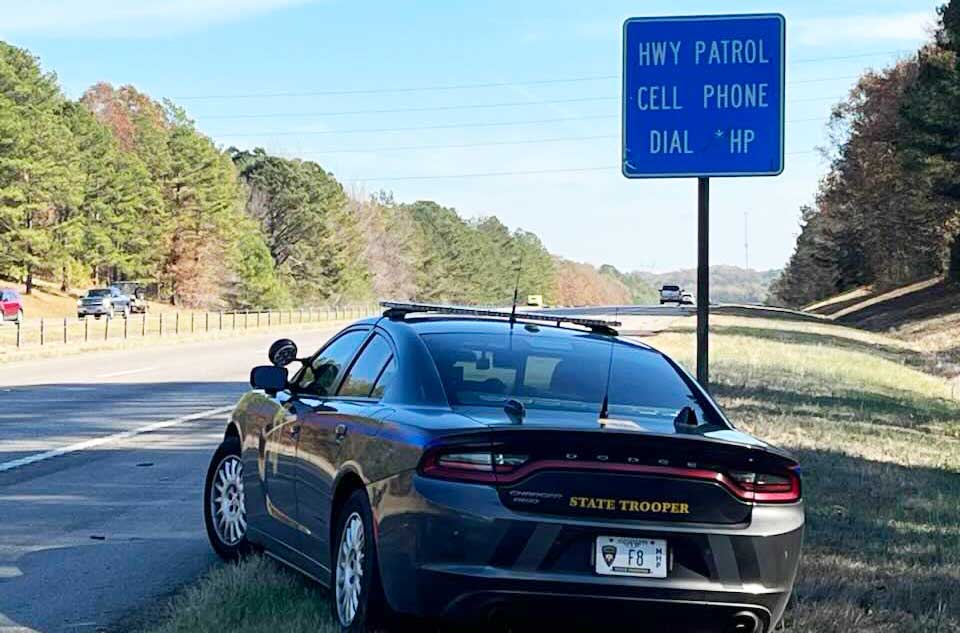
[146,314,960,633]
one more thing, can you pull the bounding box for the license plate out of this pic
[594,536,668,578]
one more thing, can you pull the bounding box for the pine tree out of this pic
[0,42,82,292]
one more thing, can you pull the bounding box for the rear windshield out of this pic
[422,332,717,422]
[86,289,110,297]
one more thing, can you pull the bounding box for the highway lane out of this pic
[0,326,345,633]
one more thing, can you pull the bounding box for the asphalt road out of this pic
[0,327,344,633]
[0,311,683,633]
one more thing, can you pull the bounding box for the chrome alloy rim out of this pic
[210,455,247,545]
[335,512,365,626]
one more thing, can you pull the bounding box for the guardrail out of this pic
[0,305,379,350]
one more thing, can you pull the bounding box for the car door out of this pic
[265,328,369,558]
[297,331,398,568]
[260,328,369,554]
[259,392,303,547]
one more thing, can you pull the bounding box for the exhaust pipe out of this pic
[729,610,763,633]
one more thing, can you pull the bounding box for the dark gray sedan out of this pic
[203,303,804,633]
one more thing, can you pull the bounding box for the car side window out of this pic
[338,334,394,399]
[297,329,368,396]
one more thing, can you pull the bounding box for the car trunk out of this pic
[444,407,799,526]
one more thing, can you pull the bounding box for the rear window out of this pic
[661,285,680,291]
[422,332,715,422]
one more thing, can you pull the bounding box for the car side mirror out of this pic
[250,365,288,395]
[268,338,299,367]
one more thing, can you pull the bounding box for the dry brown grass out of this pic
[146,314,960,633]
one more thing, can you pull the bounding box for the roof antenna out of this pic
[509,251,523,328]
[598,306,618,421]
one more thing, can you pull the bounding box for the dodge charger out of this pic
[202,302,804,633]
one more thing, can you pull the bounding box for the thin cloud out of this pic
[0,0,319,38]
[792,12,934,47]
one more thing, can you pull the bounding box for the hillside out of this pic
[801,277,960,380]
[0,42,621,314]
[633,265,779,304]
[771,23,960,308]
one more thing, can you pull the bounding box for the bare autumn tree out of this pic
[351,191,420,301]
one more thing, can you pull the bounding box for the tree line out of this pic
[0,41,644,309]
[772,2,960,307]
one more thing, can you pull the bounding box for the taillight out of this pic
[729,468,801,503]
[421,450,529,483]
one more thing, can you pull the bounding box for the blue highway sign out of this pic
[622,14,785,178]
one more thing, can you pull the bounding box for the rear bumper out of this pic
[371,473,803,629]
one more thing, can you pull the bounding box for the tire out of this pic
[332,489,385,632]
[203,437,251,561]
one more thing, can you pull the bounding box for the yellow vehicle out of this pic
[526,294,544,307]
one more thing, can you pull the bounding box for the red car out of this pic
[0,288,24,324]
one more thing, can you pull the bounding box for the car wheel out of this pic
[203,437,251,561]
[332,489,385,632]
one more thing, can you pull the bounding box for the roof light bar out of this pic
[380,301,621,333]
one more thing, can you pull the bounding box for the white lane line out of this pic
[0,405,233,473]
[95,366,156,378]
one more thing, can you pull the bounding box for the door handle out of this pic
[334,424,348,443]
[288,424,301,439]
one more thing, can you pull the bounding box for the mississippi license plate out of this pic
[594,536,668,578]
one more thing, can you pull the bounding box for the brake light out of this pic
[729,469,801,503]
[421,450,529,483]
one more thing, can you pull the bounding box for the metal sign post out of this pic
[621,13,786,389]
[697,177,710,387]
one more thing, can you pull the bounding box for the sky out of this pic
[0,0,941,273]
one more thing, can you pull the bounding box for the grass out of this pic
[656,315,960,632]
[147,556,336,633]
[144,313,960,633]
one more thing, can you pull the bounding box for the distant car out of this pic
[526,294,544,307]
[0,289,23,324]
[77,287,131,319]
[112,281,148,314]
[680,292,695,305]
[202,302,804,633]
[659,284,683,304]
